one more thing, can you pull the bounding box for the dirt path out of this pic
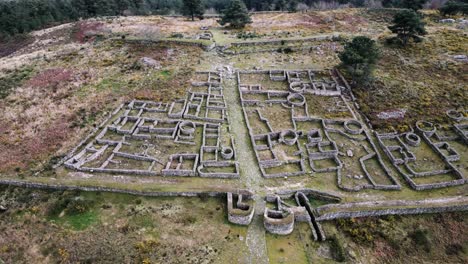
[223,66,269,264]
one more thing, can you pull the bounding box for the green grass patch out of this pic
[159,69,171,77]
[0,66,35,99]
[131,214,156,229]
[49,210,99,231]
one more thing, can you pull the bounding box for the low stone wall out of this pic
[316,204,468,221]
[231,34,339,48]
[316,197,468,221]
[0,179,253,198]
[122,38,215,51]
[276,188,341,203]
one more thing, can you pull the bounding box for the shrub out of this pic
[329,235,346,262]
[197,192,210,202]
[277,47,294,53]
[409,228,432,252]
[46,197,71,217]
[439,1,468,16]
[445,243,466,255]
[65,198,94,215]
[0,66,34,99]
[170,33,184,38]
[236,31,260,39]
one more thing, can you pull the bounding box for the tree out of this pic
[115,0,131,15]
[439,1,468,16]
[287,0,299,11]
[400,0,428,10]
[220,0,252,28]
[381,0,428,10]
[275,0,287,11]
[388,10,426,46]
[338,36,380,85]
[182,0,204,21]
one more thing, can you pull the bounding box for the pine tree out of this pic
[287,0,299,11]
[338,36,380,85]
[220,0,252,28]
[116,0,131,15]
[440,1,468,16]
[94,0,118,16]
[388,10,426,46]
[182,0,204,21]
[275,0,287,11]
[400,0,428,11]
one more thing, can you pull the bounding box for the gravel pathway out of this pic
[223,67,269,264]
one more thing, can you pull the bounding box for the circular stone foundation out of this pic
[289,82,305,93]
[280,130,298,145]
[221,147,234,160]
[446,109,463,122]
[344,120,364,135]
[287,93,306,107]
[179,121,196,134]
[415,121,436,136]
[405,133,421,147]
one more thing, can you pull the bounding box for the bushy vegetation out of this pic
[338,36,380,86]
[382,0,428,10]
[336,218,377,244]
[439,0,468,16]
[409,228,432,252]
[0,66,34,99]
[219,0,252,28]
[46,193,95,217]
[328,235,347,262]
[388,10,426,46]
[182,0,204,21]
[1,0,438,38]
[236,31,262,39]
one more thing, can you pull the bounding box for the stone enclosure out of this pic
[238,70,466,191]
[64,71,240,179]
[60,68,467,237]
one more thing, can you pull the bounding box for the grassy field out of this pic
[0,186,249,263]
[1,186,466,263]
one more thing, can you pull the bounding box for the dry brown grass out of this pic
[245,9,369,35]
[0,37,203,175]
[356,28,468,129]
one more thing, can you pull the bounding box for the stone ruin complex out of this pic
[238,70,402,191]
[237,70,466,192]
[64,71,240,179]
[59,68,467,238]
[376,119,467,190]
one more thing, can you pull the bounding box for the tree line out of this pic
[0,0,386,37]
[1,0,467,38]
